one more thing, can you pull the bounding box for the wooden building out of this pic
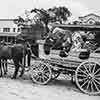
[0,19,21,44]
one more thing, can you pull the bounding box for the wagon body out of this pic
[38,40,100,63]
[30,24,100,95]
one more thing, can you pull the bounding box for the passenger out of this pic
[71,31,84,52]
[62,37,72,52]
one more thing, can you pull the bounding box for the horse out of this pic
[43,27,72,55]
[0,41,31,79]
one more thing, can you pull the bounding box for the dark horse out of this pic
[0,41,31,79]
[43,28,72,56]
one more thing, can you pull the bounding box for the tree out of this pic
[31,7,71,35]
[31,8,50,33]
[13,16,25,26]
[14,10,45,41]
[48,6,71,24]
[14,6,71,39]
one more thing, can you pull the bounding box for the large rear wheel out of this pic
[75,60,100,95]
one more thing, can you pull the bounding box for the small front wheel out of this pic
[30,61,52,85]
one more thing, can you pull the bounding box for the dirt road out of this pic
[0,67,99,100]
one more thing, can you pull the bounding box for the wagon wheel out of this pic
[30,61,52,85]
[75,61,100,95]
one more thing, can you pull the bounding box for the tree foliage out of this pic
[48,6,71,23]
[14,6,71,39]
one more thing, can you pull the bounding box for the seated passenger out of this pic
[71,31,84,52]
[59,37,72,57]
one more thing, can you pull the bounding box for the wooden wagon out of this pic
[30,24,100,95]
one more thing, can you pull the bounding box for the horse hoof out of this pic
[0,75,3,78]
[4,72,7,75]
[11,76,16,79]
[19,75,22,77]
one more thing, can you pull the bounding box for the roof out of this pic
[0,19,15,21]
[51,24,100,31]
[79,13,100,19]
[0,32,21,37]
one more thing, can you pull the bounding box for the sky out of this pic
[0,0,100,20]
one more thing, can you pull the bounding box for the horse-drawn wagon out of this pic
[30,24,100,95]
[0,24,100,95]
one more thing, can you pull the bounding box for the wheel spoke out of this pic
[44,69,49,73]
[92,63,96,74]
[92,80,100,92]
[79,68,88,76]
[83,64,89,74]
[94,79,100,85]
[40,76,45,83]
[95,74,100,80]
[35,75,40,81]
[90,81,94,93]
[86,81,90,91]
[94,68,100,75]
[95,74,100,77]
[81,79,88,88]
[42,75,46,82]
[78,77,87,82]
[43,73,49,79]
[77,73,87,78]
[88,63,91,73]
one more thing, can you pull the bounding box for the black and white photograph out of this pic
[0,0,100,100]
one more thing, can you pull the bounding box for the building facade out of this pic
[0,19,21,44]
[78,13,100,40]
[79,13,100,25]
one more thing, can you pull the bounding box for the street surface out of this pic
[0,65,99,100]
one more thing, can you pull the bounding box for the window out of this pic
[3,28,10,32]
[13,28,16,32]
[17,28,20,32]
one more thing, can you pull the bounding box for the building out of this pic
[78,13,100,40]
[79,13,100,25]
[0,19,21,44]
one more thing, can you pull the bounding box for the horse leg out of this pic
[27,50,31,66]
[2,59,5,75]
[0,59,3,77]
[2,59,7,75]
[19,56,25,77]
[5,58,8,73]
[19,50,31,77]
[12,59,20,79]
